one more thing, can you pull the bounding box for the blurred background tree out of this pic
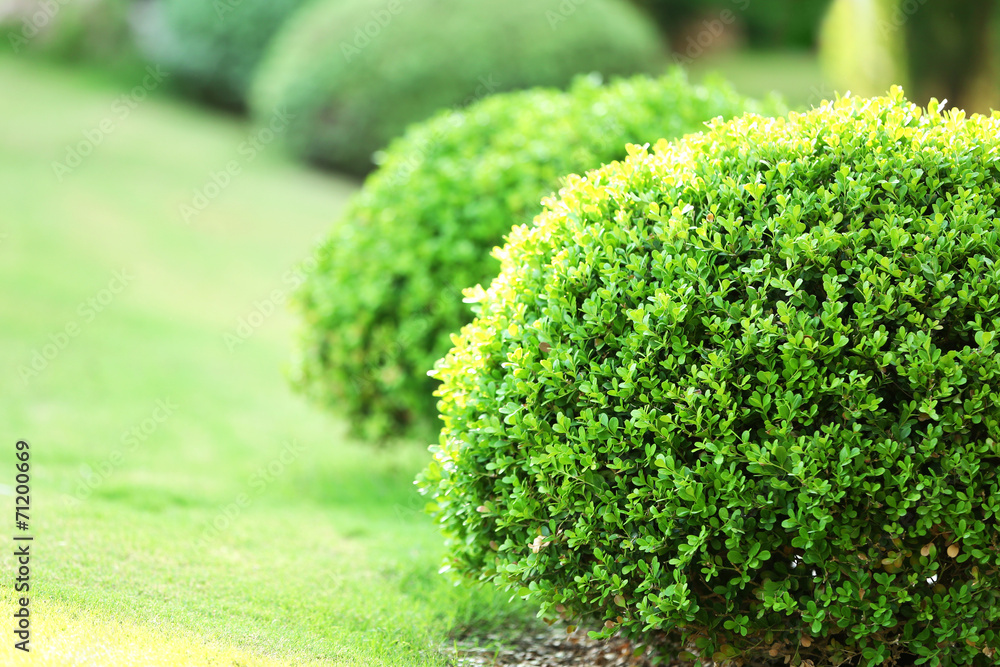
[821,0,1000,112]
[635,0,830,49]
[903,0,999,112]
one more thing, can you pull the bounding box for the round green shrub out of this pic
[420,89,1000,666]
[250,0,668,175]
[1,0,133,63]
[292,70,784,443]
[134,0,310,108]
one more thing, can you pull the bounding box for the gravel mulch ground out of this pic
[449,626,667,667]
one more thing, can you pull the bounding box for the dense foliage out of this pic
[250,0,667,175]
[292,70,782,443]
[133,0,309,108]
[421,89,1000,666]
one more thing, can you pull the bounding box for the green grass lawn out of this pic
[0,57,533,665]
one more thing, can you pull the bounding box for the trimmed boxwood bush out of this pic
[250,0,668,175]
[133,0,309,108]
[292,70,784,443]
[420,89,1000,666]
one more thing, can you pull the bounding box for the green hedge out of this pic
[292,70,784,443]
[251,0,668,175]
[421,89,1000,665]
[136,0,310,108]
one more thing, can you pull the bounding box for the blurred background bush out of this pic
[249,0,668,175]
[130,0,311,109]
